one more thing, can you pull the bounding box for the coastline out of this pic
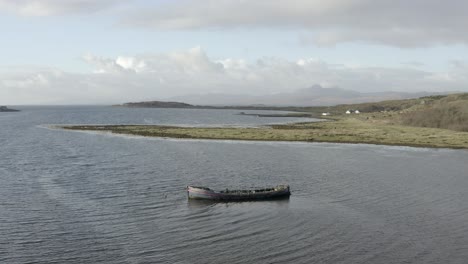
[59,113,468,149]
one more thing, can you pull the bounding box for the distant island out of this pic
[116,101,315,118]
[0,106,19,112]
[116,101,194,108]
[113,100,316,112]
[64,93,468,149]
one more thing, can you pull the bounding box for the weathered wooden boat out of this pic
[187,185,290,201]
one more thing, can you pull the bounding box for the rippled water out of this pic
[1,106,468,263]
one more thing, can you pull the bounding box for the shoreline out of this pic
[59,114,468,149]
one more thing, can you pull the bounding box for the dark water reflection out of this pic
[1,106,468,263]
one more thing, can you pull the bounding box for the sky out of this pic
[1,0,468,104]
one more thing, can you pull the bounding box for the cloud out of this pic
[0,0,124,16]
[401,61,425,67]
[1,47,467,105]
[449,60,467,69]
[83,47,224,74]
[122,0,468,47]
[5,1,467,47]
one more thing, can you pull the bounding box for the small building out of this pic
[345,110,351,114]
[355,110,360,114]
[322,112,330,116]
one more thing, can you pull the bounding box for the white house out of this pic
[322,112,330,116]
[355,110,360,114]
[345,110,351,114]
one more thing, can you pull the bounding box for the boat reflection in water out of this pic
[187,185,291,201]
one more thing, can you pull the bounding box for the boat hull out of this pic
[187,185,290,201]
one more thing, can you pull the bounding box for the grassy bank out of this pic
[60,93,468,149]
[400,94,468,132]
[61,114,468,149]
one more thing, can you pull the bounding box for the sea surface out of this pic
[1,106,468,264]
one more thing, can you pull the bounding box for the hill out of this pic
[399,94,468,132]
[317,93,468,132]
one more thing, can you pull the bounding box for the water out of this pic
[1,106,468,263]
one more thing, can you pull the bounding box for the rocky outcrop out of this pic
[0,106,20,112]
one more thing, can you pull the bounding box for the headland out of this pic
[62,93,468,149]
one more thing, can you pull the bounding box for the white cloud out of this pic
[1,47,467,105]
[0,0,124,16]
[449,60,467,69]
[122,0,468,47]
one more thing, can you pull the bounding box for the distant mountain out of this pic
[168,85,447,106]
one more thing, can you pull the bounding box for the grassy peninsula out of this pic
[62,93,468,149]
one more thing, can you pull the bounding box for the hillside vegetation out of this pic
[399,94,468,132]
[315,93,468,132]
